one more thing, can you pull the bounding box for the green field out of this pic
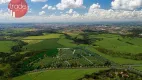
[93,34,142,54]
[22,34,62,44]
[24,39,63,51]
[23,34,62,40]
[1,28,142,80]
[22,40,42,44]
[87,46,142,65]
[0,41,16,52]
[23,33,142,70]
[13,68,108,80]
[133,66,142,71]
[57,35,77,48]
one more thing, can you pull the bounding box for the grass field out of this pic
[91,34,142,54]
[13,68,108,80]
[0,41,16,52]
[57,35,78,48]
[87,46,142,65]
[24,39,63,51]
[23,34,63,44]
[22,40,42,44]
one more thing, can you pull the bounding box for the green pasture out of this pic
[13,68,108,80]
[87,46,142,65]
[24,39,63,51]
[0,41,16,52]
[92,34,142,54]
[57,35,77,48]
[22,40,42,44]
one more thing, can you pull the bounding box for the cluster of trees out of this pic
[0,52,11,63]
[9,49,58,77]
[0,48,49,77]
[10,29,57,37]
[65,33,103,45]
[130,28,142,37]
[11,40,28,52]
[96,47,142,60]
[122,28,142,38]
[0,51,42,77]
[79,69,142,80]
[0,47,60,78]
[83,30,108,34]
[0,70,5,80]
[11,31,43,37]
[64,34,72,40]
[65,33,93,44]
[0,37,6,40]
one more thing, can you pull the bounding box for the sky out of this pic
[0,0,142,23]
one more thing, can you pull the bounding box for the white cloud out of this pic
[0,10,142,23]
[51,7,56,10]
[48,6,56,10]
[89,3,100,13]
[31,0,47,2]
[56,0,85,10]
[42,4,56,10]
[0,0,10,4]
[39,11,45,15]
[86,2,142,21]
[66,9,78,14]
[111,0,142,10]
[42,4,48,9]
[1,3,142,23]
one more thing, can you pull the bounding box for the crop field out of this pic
[13,68,108,80]
[22,40,42,44]
[0,41,16,52]
[32,48,111,69]
[93,34,142,54]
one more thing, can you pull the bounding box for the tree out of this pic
[104,61,111,66]
[0,70,4,76]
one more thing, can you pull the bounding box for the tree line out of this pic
[10,29,58,37]
[96,47,142,60]
[79,69,142,80]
